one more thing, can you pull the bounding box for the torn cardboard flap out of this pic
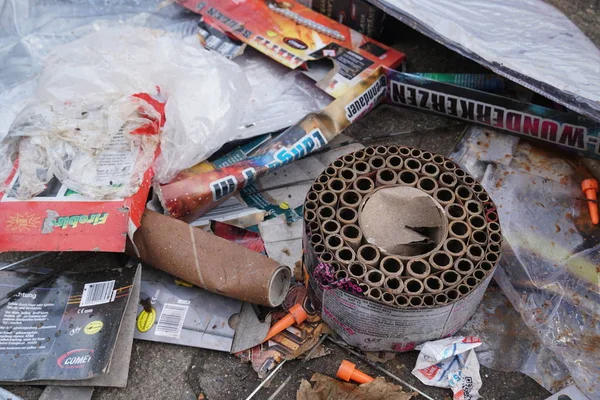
[358,186,446,256]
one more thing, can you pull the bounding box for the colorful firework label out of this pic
[0,264,138,381]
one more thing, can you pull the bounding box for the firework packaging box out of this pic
[308,0,387,40]
[177,0,405,98]
[0,263,140,386]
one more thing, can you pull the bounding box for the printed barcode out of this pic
[155,303,188,338]
[79,280,115,307]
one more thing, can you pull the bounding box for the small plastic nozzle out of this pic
[581,178,599,225]
[262,304,308,342]
[336,360,374,384]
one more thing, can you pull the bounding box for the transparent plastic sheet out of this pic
[449,126,600,396]
[368,0,600,122]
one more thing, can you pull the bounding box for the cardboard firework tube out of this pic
[445,203,467,221]
[439,172,458,189]
[387,146,399,154]
[365,146,376,155]
[435,293,448,305]
[132,210,290,307]
[455,185,474,201]
[311,182,325,193]
[457,284,470,296]
[306,220,320,234]
[337,207,358,225]
[342,153,356,165]
[353,161,371,175]
[404,157,422,172]
[367,287,382,301]
[410,148,422,158]
[471,230,488,247]
[340,190,362,209]
[383,276,404,294]
[353,149,366,160]
[407,259,431,279]
[395,295,409,307]
[306,191,318,202]
[335,269,348,280]
[313,244,326,255]
[488,222,501,233]
[416,176,438,195]
[447,289,460,302]
[325,234,344,252]
[442,159,458,172]
[310,233,323,246]
[357,244,381,268]
[454,168,466,178]
[327,178,346,194]
[376,168,397,186]
[443,238,466,258]
[320,251,334,263]
[375,145,388,155]
[353,176,375,194]
[318,190,338,207]
[368,155,386,170]
[464,276,479,288]
[365,269,385,288]
[449,220,471,240]
[332,159,344,168]
[359,282,370,294]
[385,155,404,171]
[421,162,440,178]
[339,167,357,183]
[430,251,454,271]
[432,154,444,164]
[340,224,363,250]
[317,174,330,185]
[305,200,318,211]
[466,244,484,262]
[348,261,368,280]
[473,269,486,281]
[317,205,336,222]
[409,296,423,307]
[454,258,475,276]
[304,210,316,223]
[465,200,483,216]
[423,276,444,294]
[404,278,424,295]
[463,175,475,185]
[489,232,502,244]
[422,295,435,307]
[488,243,501,254]
[325,165,338,177]
[434,187,456,206]
[335,246,356,265]
[485,252,500,265]
[478,192,490,202]
[469,215,487,231]
[381,292,395,305]
[420,151,433,162]
[479,260,495,273]
[380,255,404,277]
[397,170,418,186]
[441,270,461,288]
[321,219,341,236]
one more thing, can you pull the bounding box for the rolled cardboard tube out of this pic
[485,252,500,265]
[335,246,356,265]
[339,167,357,183]
[368,155,386,170]
[479,260,495,272]
[477,192,490,202]
[447,289,459,301]
[423,276,444,294]
[304,209,316,222]
[376,168,397,186]
[340,190,362,209]
[327,178,346,194]
[442,160,458,172]
[332,159,344,169]
[318,191,338,207]
[349,277,360,286]
[348,261,367,279]
[472,183,484,194]
[398,146,411,157]
[342,153,355,165]
[443,238,466,258]
[455,185,473,201]
[330,262,341,272]
[359,282,370,294]
[365,269,385,287]
[317,174,330,185]
[306,191,318,202]
[432,154,445,164]
[385,155,404,171]
[310,233,323,246]
[454,168,466,178]
[380,255,404,277]
[404,157,422,172]
[409,296,423,307]
[404,278,424,295]
[473,268,486,280]
[317,205,335,221]
[441,270,461,287]
[422,294,435,306]
[353,176,375,195]
[486,210,499,223]
[420,151,433,162]
[320,251,334,263]
[311,182,324,192]
[387,146,399,154]
[487,243,501,254]
[457,284,470,296]
[417,176,438,194]
[340,224,363,250]
[337,207,358,225]
[381,292,395,305]
[466,244,484,262]
[429,251,454,271]
[306,221,320,234]
[365,146,376,156]
[322,219,341,236]
[471,230,488,247]
[383,276,404,294]
[465,200,483,216]
[395,295,409,307]
[445,203,466,221]
[335,269,348,280]
[397,170,418,187]
[421,162,440,178]
[469,215,487,231]
[131,210,291,307]
[489,232,502,244]
[353,161,371,175]
[449,220,471,240]
[434,187,456,206]
[454,258,475,276]
[357,244,381,268]
[464,276,478,288]
[367,287,382,300]
[305,200,318,211]
[376,145,388,155]
[438,172,458,189]
[410,148,422,158]
[407,259,431,279]
[435,293,448,305]
[325,234,344,252]
[463,175,475,185]
[354,149,366,160]
[313,244,326,254]
[325,165,338,177]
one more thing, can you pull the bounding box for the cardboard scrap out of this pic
[297,373,415,400]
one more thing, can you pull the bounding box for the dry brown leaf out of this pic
[296,373,416,400]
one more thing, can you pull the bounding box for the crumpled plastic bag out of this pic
[412,336,483,400]
[0,26,250,198]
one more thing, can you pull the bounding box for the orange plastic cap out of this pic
[582,178,598,192]
[336,360,374,384]
[289,304,308,324]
